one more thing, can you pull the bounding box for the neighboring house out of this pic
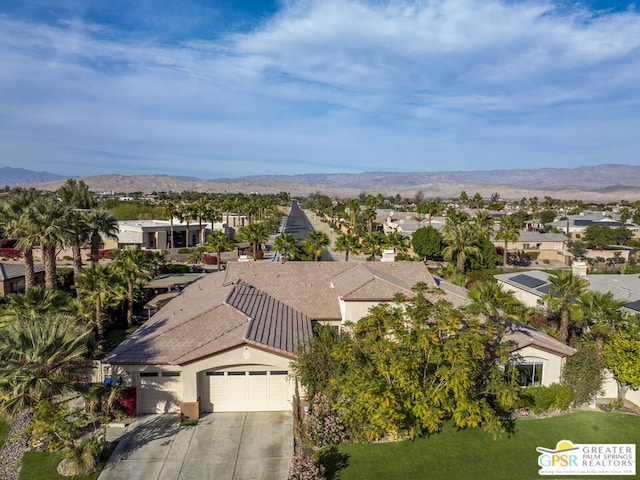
[105,261,468,417]
[504,323,576,388]
[495,269,640,313]
[545,214,640,239]
[491,230,569,264]
[381,211,447,235]
[0,262,45,296]
[104,220,231,251]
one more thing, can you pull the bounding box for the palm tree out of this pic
[416,200,442,227]
[75,264,121,339]
[32,197,69,290]
[65,209,91,283]
[543,270,589,344]
[162,202,178,249]
[0,190,40,289]
[0,313,93,416]
[205,231,235,270]
[303,230,330,261]
[496,215,520,268]
[111,250,152,328]
[272,233,298,263]
[1,286,72,320]
[192,197,209,246]
[334,233,361,262]
[346,198,360,228]
[360,207,377,234]
[384,232,409,256]
[361,232,385,262]
[579,290,626,359]
[86,210,119,265]
[466,282,521,320]
[442,222,481,273]
[237,223,268,259]
[472,211,495,239]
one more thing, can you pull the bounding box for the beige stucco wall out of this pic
[599,370,640,407]
[498,280,542,309]
[509,345,565,387]
[339,298,387,324]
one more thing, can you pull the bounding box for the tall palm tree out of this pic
[334,233,361,262]
[361,232,385,262]
[442,222,481,273]
[111,250,152,328]
[360,207,377,234]
[237,223,268,259]
[192,197,209,246]
[205,231,235,270]
[303,230,330,261]
[162,202,178,249]
[543,270,589,344]
[579,290,626,359]
[0,190,40,289]
[65,209,91,283]
[32,197,69,290]
[346,198,360,228]
[75,264,121,340]
[86,210,119,265]
[272,232,298,263]
[495,215,521,268]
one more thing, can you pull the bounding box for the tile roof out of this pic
[0,262,45,281]
[107,261,467,366]
[504,322,577,357]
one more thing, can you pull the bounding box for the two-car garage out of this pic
[200,367,292,412]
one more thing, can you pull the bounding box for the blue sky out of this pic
[1,0,639,179]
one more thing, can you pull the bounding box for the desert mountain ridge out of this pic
[4,164,640,201]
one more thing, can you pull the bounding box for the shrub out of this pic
[562,342,604,406]
[527,251,540,261]
[98,249,116,260]
[0,248,23,259]
[308,392,345,448]
[521,384,574,413]
[288,447,326,480]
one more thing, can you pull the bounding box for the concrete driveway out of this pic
[98,412,293,480]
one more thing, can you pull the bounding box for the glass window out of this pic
[509,362,543,387]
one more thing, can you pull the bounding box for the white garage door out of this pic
[138,372,181,414]
[204,370,290,412]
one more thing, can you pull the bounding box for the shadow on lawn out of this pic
[317,445,350,480]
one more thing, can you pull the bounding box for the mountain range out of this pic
[3,164,640,201]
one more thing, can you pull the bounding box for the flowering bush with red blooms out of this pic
[202,255,218,265]
[0,248,23,259]
[98,249,117,260]
[112,387,137,417]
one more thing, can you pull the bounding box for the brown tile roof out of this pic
[504,323,577,357]
[107,261,468,366]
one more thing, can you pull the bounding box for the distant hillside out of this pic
[0,167,66,186]
[19,164,640,201]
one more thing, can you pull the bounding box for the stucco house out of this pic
[491,230,570,264]
[545,214,640,240]
[105,261,469,417]
[0,262,45,296]
[105,259,576,418]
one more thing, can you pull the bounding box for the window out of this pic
[161,372,180,377]
[249,371,267,376]
[523,243,530,250]
[509,362,543,387]
[206,372,224,376]
[271,371,288,376]
[140,372,159,377]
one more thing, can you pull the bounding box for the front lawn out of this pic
[338,411,639,480]
[19,451,103,480]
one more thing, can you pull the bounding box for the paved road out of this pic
[99,412,292,480]
[282,200,335,261]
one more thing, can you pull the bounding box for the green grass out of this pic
[19,451,103,480]
[337,412,640,480]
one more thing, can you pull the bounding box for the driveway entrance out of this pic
[99,412,293,480]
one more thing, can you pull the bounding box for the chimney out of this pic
[381,248,396,262]
[572,260,588,278]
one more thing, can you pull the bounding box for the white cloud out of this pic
[0,0,639,178]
